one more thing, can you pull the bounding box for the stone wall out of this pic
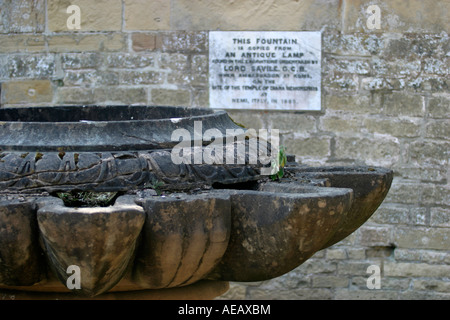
[0,0,448,299]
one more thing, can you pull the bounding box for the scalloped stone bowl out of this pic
[0,106,393,298]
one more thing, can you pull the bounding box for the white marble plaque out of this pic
[209,31,321,111]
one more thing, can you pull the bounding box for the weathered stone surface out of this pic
[37,195,145,296]
[171,0,341,31]
[0,279,230,300]
[1,55,55,79]
[312,275,348,288]
[0,0,447,301]
[2,80,54,104]
[384,261,450,278]
[407,141,449,167]
[124,0,171,30]
[0,0,9,34]
[61,53,102,70]
[283,136,331,159]
[131,33,158,52]
[371,57,422,78]
[134,193,231,289]
[320,116,362,134]
[294,166,394,248]
[121,71,164,85]
[413,279,450,293]
[382,92,424,117]
[208,185,353,282]
[226,111,266,130]
[0,106,240,152]
[323,32,385,56]
[248,287,334,300]
[393,227,450,250]
[0,198,45,286]
[47,34,126,53]
[425,120,450,139]
[363,118,421,138]
[0,147,266,193]
[48,0,122,32]
[93,87,147,105]
[0,0,45,33]
[63,70,98,87]
[106,53,156,69]
[192,88,209,108]
[0,0,446,301]
[334,137,400,167]
[324,93,374,114]
[0,34,46,53]
[335,289,398,300]
[151,88,191,106]
[0,106,267,192]
[323,73,359,92]
[326,248,347,260]
[158,31,207,53]
[0,103,395,298]
[56,87,94,104]
[430,208,450,228]
[343,0,450,33]
[358,226,392,247]
[427,96,450,119]
[61,70,121,88]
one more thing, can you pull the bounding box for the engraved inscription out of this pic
[209,31,321,111]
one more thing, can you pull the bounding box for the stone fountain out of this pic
[0,106,392,299]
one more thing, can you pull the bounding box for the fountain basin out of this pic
[0,106,393,298]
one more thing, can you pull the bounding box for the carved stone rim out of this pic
[0,105,240,152]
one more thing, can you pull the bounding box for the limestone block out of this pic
[171,0,341,31]
[124,0,171,30]
[393,226,450,250]
[61,53,102,69]
[48,0,122,32]
[93,87,148,105]
[384,261,450,277]
[334,137,400,166]
[56,87,94,104]
[119,70,164,86]
[131,33,158,52]
[343,0,450,33]
[2,80,54,104]
[363,118,421,138]
[0,35,46,53]
[283,136,331,158]
[1,55,55,79]
[47,34,126,53]
[151,88,191,106]
[0,0,45,33]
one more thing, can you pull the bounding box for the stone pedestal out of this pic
[0,280,229,300]
[0,106,393,300]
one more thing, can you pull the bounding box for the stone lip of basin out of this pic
[0,105,262,192]
[0,106,394,297]
[0,105,239,152]
[291,166,394,248]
